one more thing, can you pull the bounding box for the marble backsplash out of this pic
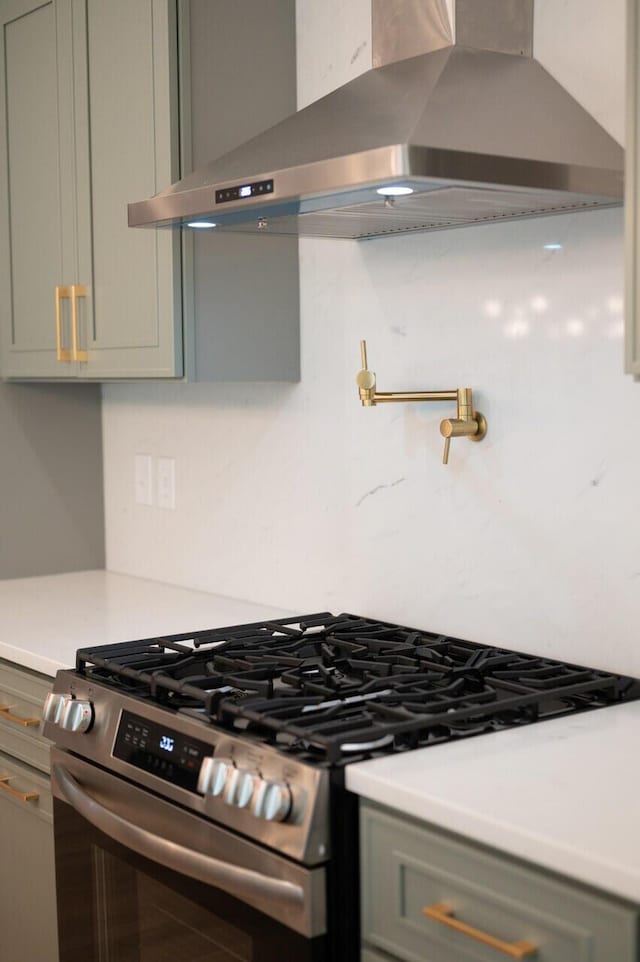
[102,0,639,675]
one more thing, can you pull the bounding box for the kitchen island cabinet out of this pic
[0,0,298,381]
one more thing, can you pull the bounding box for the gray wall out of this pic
[0,382,104,579]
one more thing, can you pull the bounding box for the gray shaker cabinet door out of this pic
[0,754,58,962]
[80,0,183,379]
[0,0,82,378]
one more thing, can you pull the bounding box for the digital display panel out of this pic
[215,179,274,204]
[113,711,211,792]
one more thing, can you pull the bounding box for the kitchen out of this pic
[1,0,640,960]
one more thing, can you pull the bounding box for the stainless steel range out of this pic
[43,612,640,961]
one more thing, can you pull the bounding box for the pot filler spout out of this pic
[128,0,623,240]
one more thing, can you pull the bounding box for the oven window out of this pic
[54,799,327,962]
[93,847,251,961]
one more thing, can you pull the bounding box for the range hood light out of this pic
[376,185,415,197]
[187,221,218,229]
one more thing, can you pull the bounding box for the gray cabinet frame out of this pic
[627,0,640,374]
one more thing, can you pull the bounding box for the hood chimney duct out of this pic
[372,0,533,67]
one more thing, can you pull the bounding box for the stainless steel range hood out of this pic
[128,0,623,240]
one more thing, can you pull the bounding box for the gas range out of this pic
[43,611,640,864]
[43,612,640,961]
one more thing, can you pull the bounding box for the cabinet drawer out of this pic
[0,749,53,823]
[361,803,638,962]
[0,659,53,773]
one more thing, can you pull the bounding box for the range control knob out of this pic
[59,698,93,733]
[197,757,232,797]
[223,768,256,809]
[42,692,67,725]
[251,779,292,822]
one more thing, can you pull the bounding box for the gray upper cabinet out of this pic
[0,0,299,381]
[0,0,181,379]
[0,0,81,378]
[627,0,640,375]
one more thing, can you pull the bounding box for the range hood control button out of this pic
[251,779,292,822]
[42,692,67,725]
[59,698,93,733]
[198,757,232,797]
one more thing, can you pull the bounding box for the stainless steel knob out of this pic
[223,768,255,809]
[42,692,67,725]
[59,698,93,733]
[251,779,292,822]
[197,757,232,797]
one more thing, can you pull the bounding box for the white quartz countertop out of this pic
[347,700,640,904]
[0,569,291,675]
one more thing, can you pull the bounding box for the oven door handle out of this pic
[52,764,305,908]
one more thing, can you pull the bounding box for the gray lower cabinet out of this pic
[0,0,298,381]
[0,659,58,962]
[360,802,639,962]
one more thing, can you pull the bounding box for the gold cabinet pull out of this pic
[55,285,72,361]
[423,903,538,958]
[0,775,39,803]
[0,704,40,728]
[71,284,88,361]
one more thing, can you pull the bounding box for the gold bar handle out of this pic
[71,284,88,361]
[0,775,39,803]
[55,285,72,361]
[423,903,538,959]
[0,704,40,728]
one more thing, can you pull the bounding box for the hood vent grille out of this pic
[216,186,613,241]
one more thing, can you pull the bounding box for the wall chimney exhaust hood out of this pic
[128,0,623,240]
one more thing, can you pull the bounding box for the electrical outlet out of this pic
[134,454,153,505]
[157,457,176,510]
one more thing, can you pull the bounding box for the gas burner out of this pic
[76,613,640,764]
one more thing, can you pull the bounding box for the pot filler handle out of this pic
[52,763,304,908]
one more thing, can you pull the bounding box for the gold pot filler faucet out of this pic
[355,340,487,465]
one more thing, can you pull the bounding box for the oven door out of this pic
[51,748,327,962]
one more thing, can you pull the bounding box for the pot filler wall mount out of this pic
[356,340,487,464]
[128,0,623,241]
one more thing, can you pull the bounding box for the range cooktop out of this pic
[73,612,640,765]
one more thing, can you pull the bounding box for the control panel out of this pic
[215,178,274,204]
[112,711,211,792]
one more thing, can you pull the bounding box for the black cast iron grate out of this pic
[76,613,640,764]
